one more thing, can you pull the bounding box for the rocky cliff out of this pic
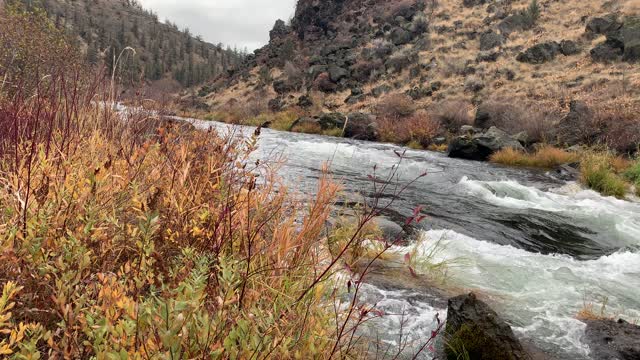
[203,0,640,154]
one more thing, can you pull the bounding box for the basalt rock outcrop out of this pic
[445,293,531,360]
[448,127,525,161]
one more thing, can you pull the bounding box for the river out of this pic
[184,117,640,359]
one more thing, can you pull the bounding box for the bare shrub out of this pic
[376,94,416,118]
[351,59,384,82]
[283,60,304,89]
[593,101,640,154]
[429,100,474,132]
[477,100,560,142]
[313,72,336,92]
[377,109,441,146]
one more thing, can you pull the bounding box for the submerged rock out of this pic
[584,319,640,360]
[445,293,531,360]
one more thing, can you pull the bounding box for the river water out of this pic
[186,118,640,359]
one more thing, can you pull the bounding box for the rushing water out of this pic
[186,118,640,359]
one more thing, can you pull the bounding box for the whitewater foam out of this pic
[390,228,640,358]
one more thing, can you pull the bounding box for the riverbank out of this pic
[175,108,640,201]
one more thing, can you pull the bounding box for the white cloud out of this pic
[138,0,297,51]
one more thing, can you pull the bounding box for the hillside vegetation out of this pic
[7,0,244,96]
[203,0,639,156]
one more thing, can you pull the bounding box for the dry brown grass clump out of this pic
[490,146,579,168]
[376,94,416,118]
[429,100,474,132]
[377,109,440,147]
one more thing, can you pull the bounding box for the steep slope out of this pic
[8,0,244,95]
[206,0,640,153]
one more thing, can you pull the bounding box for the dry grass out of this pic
[490,146,579,168]
[580,151,629,198]
[377,110,440,147]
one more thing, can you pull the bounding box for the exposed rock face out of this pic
[269,19,291,41]
[584,319,640,360]
[589,15,640,63]
[517,42,561,64]
[448,127,525,161]
[445,293,531,360]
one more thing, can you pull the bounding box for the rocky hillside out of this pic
[7,0,244,96]
[204,0,640,155]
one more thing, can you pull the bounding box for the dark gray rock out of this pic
[585,14,623,35]
[318,112,346,129]
[516,42,561,64]
[622,16,640,62]
[445,293,531,360]
[584,319,640,360]
[448,127,525,161]
[406,86,433,100]
[590,42,623,62]
[480,31,505,51]
[328,65,349,83]
[389,27,413,45]
[372,217,404,240]
[463,0,488,7]
[553,163,580,182]
[344,112,377,141]
[307,65,329,80]
[273,80,293,94]
[345,94,366,104]
[477,51,500,62]
[269,19,291,41]
[371,84,392,98]
[560,40,581,56]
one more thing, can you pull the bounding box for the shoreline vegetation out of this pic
[0,5,446,358]
[179,106,640,200]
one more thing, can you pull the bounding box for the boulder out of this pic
[372,217,404,240]
[318,112,346,129]
[477,51,500,62]
[585,14,622,35]
[344,112,377,141]
[553,162,580,182]
[389,27,413,45]
[590,42,624,62]
[584,319,640,360]
[307,65,329,80]
[448,127,525,161]
[273,80,294,94]
[480,31,505,51]
[621,16,640,62]
[328,65,349,83]
[406,86,433,100]
[516,42,561,64]
[463,0,488,7]
[371,84,392,98]
[445,293,531,360]
[559,40,581,56]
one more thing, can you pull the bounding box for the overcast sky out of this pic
[138,0,297,51]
